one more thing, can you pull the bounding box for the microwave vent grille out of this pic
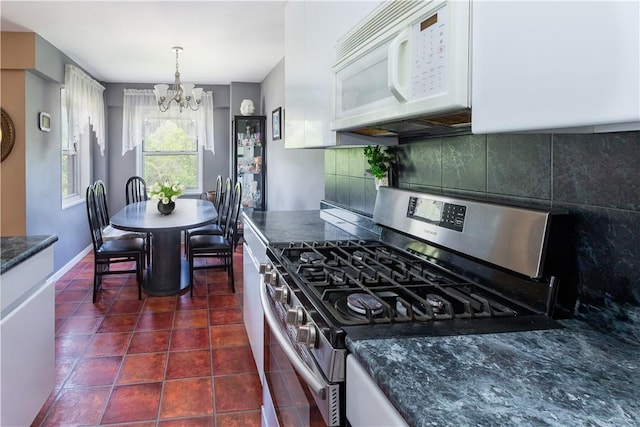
[335,1,426,65]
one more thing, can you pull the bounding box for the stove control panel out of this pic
[407,196,466,231]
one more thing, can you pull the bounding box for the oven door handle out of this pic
[260,280,328,399]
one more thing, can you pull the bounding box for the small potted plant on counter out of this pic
[364,145,393,189]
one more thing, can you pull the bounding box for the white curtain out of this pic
[64,64,106,155]
[121,89,214,155]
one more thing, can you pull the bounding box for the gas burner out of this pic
[426,293,447,314]
[300,252,324,264]
[326,265,347,282]
[346,293,384,316]
[352,250,366,262]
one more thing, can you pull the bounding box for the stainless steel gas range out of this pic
[259,188,576,427]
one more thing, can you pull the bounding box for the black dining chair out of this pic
[94,180,149,265]
[212,175,224,212]
[125,175,148,204]
[124,176,152,264]
[86,183,145,303]
[188,181,242,296]
[184,176,229,255]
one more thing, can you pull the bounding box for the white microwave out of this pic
[331,0,472,137]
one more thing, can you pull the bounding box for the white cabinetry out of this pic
[346,355,408,427]
[284,1,382,148]
[472,0,640,134]
[1,246,55,427]
[242,220,267,382]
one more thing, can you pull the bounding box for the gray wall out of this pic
[24,37,92,271]
[260,58,325,210]
[324,131,640,312]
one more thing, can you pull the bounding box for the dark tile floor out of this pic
[33,245,263,427]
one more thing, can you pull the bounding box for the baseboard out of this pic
[49,245,92,282]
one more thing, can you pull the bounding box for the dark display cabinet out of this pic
[233,115,266,212]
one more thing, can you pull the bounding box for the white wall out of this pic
[260,58,325,211]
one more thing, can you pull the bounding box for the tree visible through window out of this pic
[141,118,200,191]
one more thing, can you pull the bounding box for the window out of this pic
[122,88,215,194]
[60,88,78,200]
[138,116,201,192]
[61,64,105,207]
[60,88,94,207]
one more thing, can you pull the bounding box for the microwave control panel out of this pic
[411,4,448,99]
[407,196,466,232]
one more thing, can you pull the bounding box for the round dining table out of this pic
[110,198,217,296]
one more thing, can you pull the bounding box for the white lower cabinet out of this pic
[1,246,55,427]
[346,354,408,427]
[242,220,267,382]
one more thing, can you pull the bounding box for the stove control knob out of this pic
[274,286,289,304]
[258,263,272,275]
[266,271,278,286]
[296,323,318,349]
[286,307,305,325]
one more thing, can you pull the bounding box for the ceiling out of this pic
[0,1,286,85]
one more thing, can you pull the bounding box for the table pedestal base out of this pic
[143,260,191,296]
[142,231,191,296]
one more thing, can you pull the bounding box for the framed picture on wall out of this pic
[272,107,281,140]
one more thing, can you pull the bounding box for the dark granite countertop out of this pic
[0,235,58,274]
[347,318,640,427]
[242,209,380,245]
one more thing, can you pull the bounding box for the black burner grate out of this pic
[274,240,522,327]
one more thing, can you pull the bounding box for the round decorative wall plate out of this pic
[1,108,17,162]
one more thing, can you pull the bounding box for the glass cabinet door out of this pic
[234,115,266,211]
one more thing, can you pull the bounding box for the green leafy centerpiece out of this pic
[149,181,184,215]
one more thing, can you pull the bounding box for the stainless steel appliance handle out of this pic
[259,276,327,398]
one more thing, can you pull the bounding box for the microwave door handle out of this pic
[388,29,410,102]
[259,279,328,398]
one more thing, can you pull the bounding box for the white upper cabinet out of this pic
[472,0,640,134]
[284,1,383,148]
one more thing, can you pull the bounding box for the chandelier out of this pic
[153,47,203,113]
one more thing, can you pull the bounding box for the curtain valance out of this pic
[121,89,215,155]
[64,64,106,155]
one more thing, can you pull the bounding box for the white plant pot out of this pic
[374,175,389,190]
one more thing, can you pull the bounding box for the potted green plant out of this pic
[149,180,184,215]
[364,145,393,189]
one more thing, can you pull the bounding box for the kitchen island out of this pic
[243,207,640,427]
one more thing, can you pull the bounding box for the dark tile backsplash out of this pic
[487,134,552,199]
[324,131,640,312]
[441,134,487,192]
[553,133,640,210]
